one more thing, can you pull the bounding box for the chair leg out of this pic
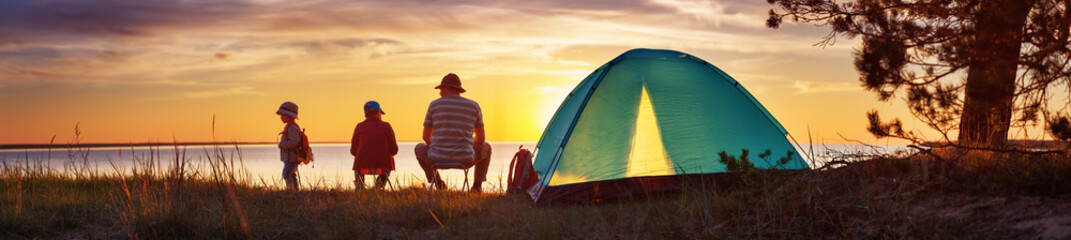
[462,169,470,191]
[354,173,365,190]
[431,170,442,191]
[430,168,469,191]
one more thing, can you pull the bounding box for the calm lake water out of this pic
[0,142,908,191]
[0,142,536,191]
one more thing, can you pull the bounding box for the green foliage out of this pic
[1046,114,1071,141]
[720,148,798,172]
[777,150,795,166]
[718,149,754,172]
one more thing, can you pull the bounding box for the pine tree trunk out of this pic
[958,0,1033,148]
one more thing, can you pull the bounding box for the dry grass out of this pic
[2,142,1070,239]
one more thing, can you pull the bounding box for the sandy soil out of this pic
[908,192,1071,239]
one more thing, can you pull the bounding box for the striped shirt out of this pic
[424,95,483,163]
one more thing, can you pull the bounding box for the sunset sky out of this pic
[0,0,956,145]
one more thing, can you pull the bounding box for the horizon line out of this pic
[0,140,543,150]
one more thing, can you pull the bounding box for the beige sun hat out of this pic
[276,101,298,118]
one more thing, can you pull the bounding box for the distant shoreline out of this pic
[0,141,535,150]
[0,141,349,150]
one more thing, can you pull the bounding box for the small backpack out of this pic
[507,146,538,194]
[284,123,314,165]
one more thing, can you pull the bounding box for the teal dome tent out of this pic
[529,48,809,203]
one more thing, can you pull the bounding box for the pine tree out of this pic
[767,0,1071,148]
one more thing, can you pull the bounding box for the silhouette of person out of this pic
[414,73,492,192]
[276,101,302,190]
[350,101,398,190]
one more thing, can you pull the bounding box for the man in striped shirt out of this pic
[415,73,492,192]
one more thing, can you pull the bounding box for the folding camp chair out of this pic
[431,162,469,191]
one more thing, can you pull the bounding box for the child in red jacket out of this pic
[350,101,398,190]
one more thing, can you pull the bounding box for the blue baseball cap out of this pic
[364,101,385,114]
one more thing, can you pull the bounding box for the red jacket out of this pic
[350,118,398,172]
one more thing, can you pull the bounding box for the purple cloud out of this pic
[0,0,254,41]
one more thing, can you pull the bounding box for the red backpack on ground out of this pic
[507,146,538,194]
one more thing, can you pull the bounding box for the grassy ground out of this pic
[2,146,1070,239]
